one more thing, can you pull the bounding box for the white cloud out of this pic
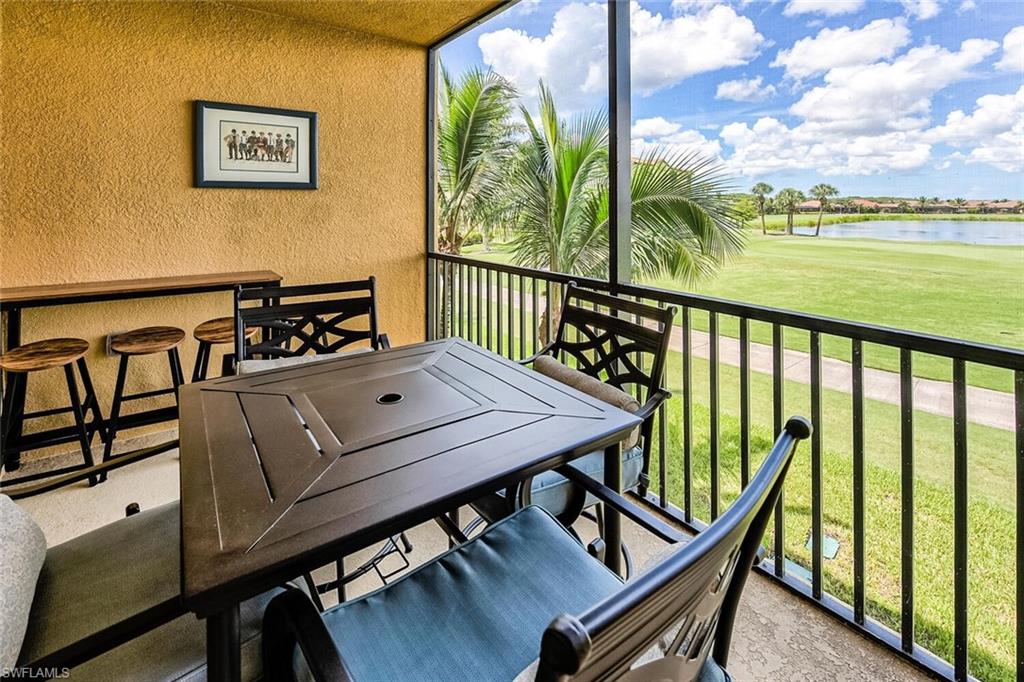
[899,0,941,20]
[715,76,777,102]
[771,18,911,80]
[630,3,765,95]
[782,0,864,17]
[789,38,999,134]
[512,0,541,15]
[996,26,1024,72]
[957,0,976,12]
[670,0,725,13]
[926,86,1024,172]
[478,2,764,109]
[632,127,723,161]
[719,117,932,176]
[631,117,682,138]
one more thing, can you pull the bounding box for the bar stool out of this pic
[102,326,185,480]
[0,338,105,486]
[191,317,256,382]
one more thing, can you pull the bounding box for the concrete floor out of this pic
[15,449,935,682]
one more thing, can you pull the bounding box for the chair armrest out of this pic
[554,465,688,544]
[517,343,556,366]
[262,587,353,682]
[634,388,672,422]
[377,333,392,350]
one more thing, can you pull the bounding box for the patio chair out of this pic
[469,283,675,573]
[261,417,811,682]
[232,277,390,375]
[0,496,302,680]
[232,276,412,600]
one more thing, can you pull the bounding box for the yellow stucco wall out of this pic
[1,1,427,456]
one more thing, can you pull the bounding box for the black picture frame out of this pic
[193,100,318,189]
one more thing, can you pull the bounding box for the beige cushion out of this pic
[0,495,46,669]
[237,347,372,375]
[534,355,641,449]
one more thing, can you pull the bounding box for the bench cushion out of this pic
[0,495,47,670]
[18,501,181,666]
[72,587,283,682]
[296,506,624,682]
[471,444,644,522]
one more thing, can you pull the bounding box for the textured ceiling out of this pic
[227,0,508,46]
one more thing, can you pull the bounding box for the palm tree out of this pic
[751,183,773,235]
[775,188,805,235]
[917,196,929,212]
[953,197,967,213]
[808,183,839,236]
[897,200,912,213]
[507,84,745,337]
[436,66,516,255]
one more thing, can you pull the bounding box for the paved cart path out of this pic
[450,284,1015,430]
[680,328,1014,431]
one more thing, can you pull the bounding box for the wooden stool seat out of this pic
[0,338,89,373]
[194,317,257,345]
[110,326,185,355]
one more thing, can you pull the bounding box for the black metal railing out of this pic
[427,251,1024,682]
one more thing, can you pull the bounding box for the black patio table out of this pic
[178,337,642,681]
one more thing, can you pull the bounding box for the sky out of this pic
[439,0,1024,200]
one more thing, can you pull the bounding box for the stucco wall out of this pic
[1,1,426,456]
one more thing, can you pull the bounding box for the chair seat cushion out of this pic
[71,587,283,682]
[471,444,644,522]
[237,347,371,375]
[18,501,181,666]
[296,506,624,682]
[0,496,47,670]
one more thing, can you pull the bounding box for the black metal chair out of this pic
[469,283,675,574]
[233,277,390,375]
[232,277,411,601]
[260,417,811,682]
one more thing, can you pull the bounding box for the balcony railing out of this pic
[426,251,1024,682]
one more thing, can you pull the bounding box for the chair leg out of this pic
[192,341,211,383]
[64,364,98,486]
[335,559,347,603]
[220,352,236,378]
[76,358,107,444]
[100,354,130,483]
[1,372,26,472]
[399,531,414,553]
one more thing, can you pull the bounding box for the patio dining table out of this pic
[178,337,642,681]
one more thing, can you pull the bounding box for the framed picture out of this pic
[193,100,318,189]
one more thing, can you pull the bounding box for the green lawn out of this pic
[463,232,1024,391]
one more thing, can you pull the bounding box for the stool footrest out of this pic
[3,426,93,455]
[22,405,76,420]
[121,387,177,402]
[112,406,179,431]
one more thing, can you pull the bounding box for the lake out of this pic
[793,220,1024,245]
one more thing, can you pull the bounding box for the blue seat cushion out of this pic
[471,444,644,522]
[296,506,624,682]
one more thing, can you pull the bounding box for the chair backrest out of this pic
[234,278,381,361]
[535,416,812,682]
[547,283,675,410]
